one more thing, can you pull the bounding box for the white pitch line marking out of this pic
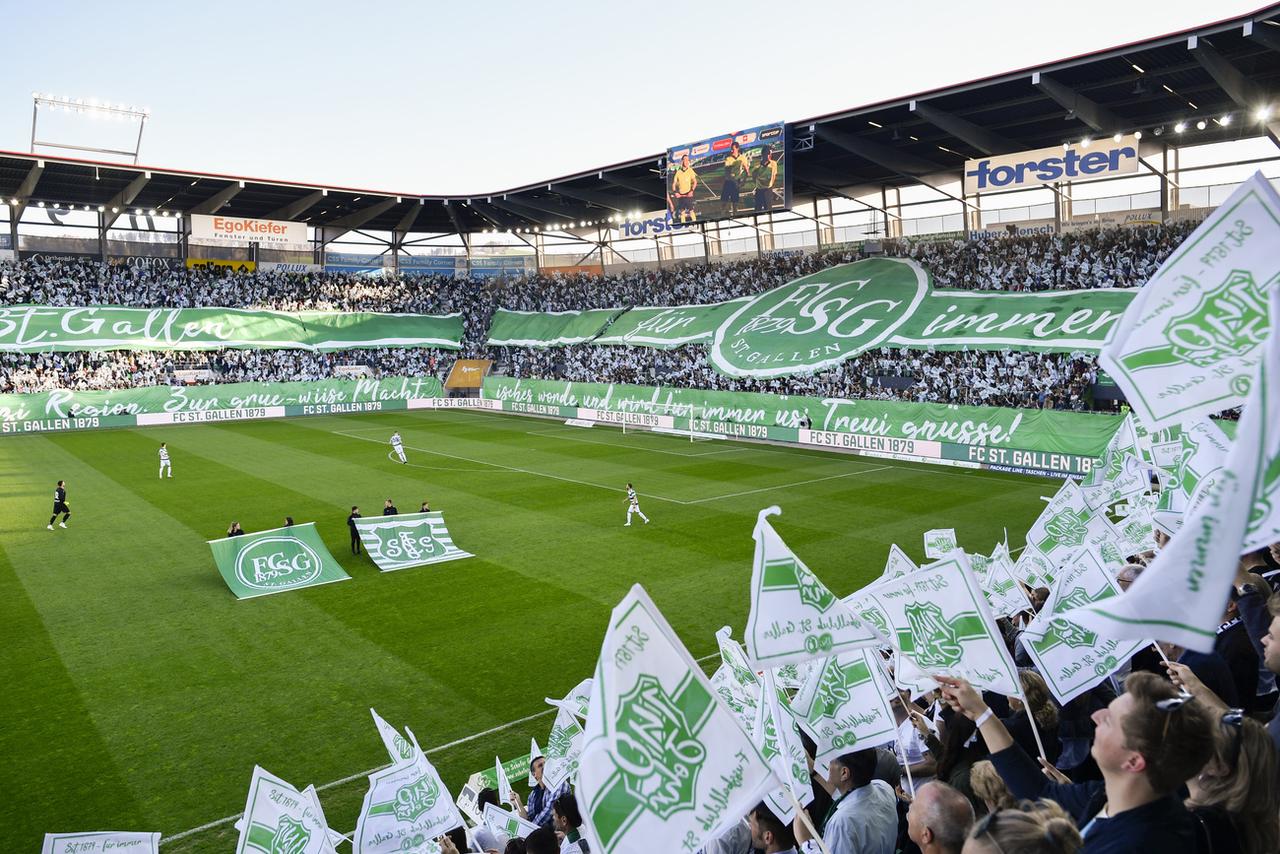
[521,427,738,458]
[162,652,723,846]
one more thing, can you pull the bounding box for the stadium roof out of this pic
[3,3,1279,238]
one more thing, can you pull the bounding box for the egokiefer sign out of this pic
[190,213,308,248]
[964,135,1141,195]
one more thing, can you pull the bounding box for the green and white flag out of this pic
[1245,288,1280,549]
[1061,285,1274,652]
[790,649,898,776]
[578,584,779,854]
[543,705,586,790]
[1099,171,1280,430]
[209,523,350,600]
[981,544,1033,620]
[370,708,418,764]
[481,804,540,841]
[746,507,880,668]
[711,663,758,737]
[1081,453,1149,512]
[880,544,917,581]
[857,554,1021,696]
[354,732,465,853]
[1083,414,1141,489]
[528,738,542,786]
[1152,420,1231,535]
[494,756,513,807]
[759,668,815,816]
[545,677,592,720]
[235,766,338,854]
[1021,549,1152,704]
[486,307,623,347]
[711,624,757,727]
[1112,494,1159,555]
[751,669,808,826]
[1018,480,1121,586]
[923,529,958,559]
[42,832,159,853]
[354,512,473,572]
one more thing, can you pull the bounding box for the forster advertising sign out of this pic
[190,213,308,248]
[964,135,1141,194]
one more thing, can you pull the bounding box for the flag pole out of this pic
[785,787,833,854]
[1017,689,1050,762]
[871,653,918,797]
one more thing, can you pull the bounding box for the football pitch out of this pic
[1,408,1055,850]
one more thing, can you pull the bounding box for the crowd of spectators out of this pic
[0,220,1199,406]
[0,347,448,393]
[498,345,1101,410]
[433,542,1280,854]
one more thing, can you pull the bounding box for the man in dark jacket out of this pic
[937,672,1214,853]
[347,506,362,555]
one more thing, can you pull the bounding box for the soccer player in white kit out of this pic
[624,482,649,526]
[158,442,173,478]
[390,431,407,464]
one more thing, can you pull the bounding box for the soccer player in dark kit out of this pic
[47,480,71,530]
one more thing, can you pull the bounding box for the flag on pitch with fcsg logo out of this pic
[353,512,473,572]
[209,523,350,600]
[578,584,779,854]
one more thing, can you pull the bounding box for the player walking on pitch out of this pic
[158,442,173,478]
[624,482,649,526]
[390,431,407,464]
[47,480,71,530]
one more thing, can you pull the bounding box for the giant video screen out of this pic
[666,121,789,224]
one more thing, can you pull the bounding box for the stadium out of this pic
[3,3,1280,853]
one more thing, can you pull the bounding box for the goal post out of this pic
[618,402,717,442]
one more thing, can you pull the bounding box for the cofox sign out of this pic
[964,135,1140,194]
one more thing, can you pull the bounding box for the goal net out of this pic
[618,402,721,442]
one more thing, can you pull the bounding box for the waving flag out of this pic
[354,733,465,853]
[235,766,338,854]
[790,649,898,776]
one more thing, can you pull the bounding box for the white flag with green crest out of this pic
[1018,480,1123,586]
[354,731,465,853]
[481,803,540,841]
[751,667,814,826]
[542,704,585,790]
[880,544,917,581]
[528,738,542,786]
[923,529,958,559]
[1099,171,1280,430]
[545,677,592,720]
[981,543,1033,619]
[857,554,1021,696]
[578,584,780,854]
[1151,420,1231,535]
[746,507,880,668]
[790,649,898,776]
[235,766,339,854]
[370,708,417,764]
[1020,548,1152,704]
[1061,284,1275,653]
[494,756,513,807]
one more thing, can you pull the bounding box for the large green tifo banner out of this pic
[354,511,474,571]
[486,307,625,347]
[0,375,444,434]
[0,305,463,351]
[481,258,1136,375]
[208,523,351,599]
[483,376,1122,477]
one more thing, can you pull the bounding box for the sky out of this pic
[0,0,1267,195]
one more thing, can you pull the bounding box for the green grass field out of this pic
[0,408,1055,850]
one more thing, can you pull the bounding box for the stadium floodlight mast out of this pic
[30,93,150,164]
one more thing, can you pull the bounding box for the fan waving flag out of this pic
[746,507,880,668]
[1020,548,1152,704]
[857,553,1021,696]
[1099,171,1280,430]
[578,584,779,854]
[754,667,814,825]
[1059,286,1275,653]
[790,649,898,776]
[542,704,585,790]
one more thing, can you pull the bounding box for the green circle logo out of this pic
[710,258,929,378]
[235,536,322,590]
